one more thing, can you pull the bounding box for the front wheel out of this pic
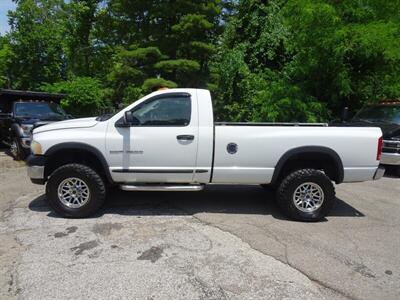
[46,164,106,218]
[276,169,336,222]
[10,137,26,160]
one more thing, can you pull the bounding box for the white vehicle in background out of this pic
[27,89,384,221]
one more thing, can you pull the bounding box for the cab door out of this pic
[106,92,199,183]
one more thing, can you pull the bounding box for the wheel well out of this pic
[45,149,110,184]
[272,150,343,185]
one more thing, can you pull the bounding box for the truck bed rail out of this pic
[215,122,329,127]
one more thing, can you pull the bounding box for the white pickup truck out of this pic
[27,89,384,221]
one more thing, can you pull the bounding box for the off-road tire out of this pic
[276,169,336,222]
[46,164,106,218]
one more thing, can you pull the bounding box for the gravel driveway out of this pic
[0,149,399,299]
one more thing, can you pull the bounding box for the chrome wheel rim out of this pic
[293,182,324,212]
[58,178,90,208]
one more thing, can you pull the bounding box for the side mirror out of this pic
[123,111,140,126]
[341,107,349,122]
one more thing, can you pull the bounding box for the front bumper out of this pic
[27,165,44,179]
[373,166,385,180]
[26,155,47,185]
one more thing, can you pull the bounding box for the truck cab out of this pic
[0,89,69,160]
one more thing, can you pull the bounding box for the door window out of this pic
[131,96,191,126]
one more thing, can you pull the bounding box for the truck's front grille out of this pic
[383,140,400,154]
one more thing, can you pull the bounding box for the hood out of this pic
[33,117,98,134]
[16,114,69,124]
[334,120,400,139]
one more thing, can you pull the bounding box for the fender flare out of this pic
[270,146,344,185]
[45,142,114,184]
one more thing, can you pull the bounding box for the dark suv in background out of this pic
[0,89,70,160]
[341,99,400,176]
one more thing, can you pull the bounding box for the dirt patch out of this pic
[92,223,123,236]
[70,240,99,256]
[54,226,78,238]
[0,234,25,299]
[137,246,164,263]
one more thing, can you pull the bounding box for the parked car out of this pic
[27,89,384,221]
[338,99,400,176]
[0,89,70,160]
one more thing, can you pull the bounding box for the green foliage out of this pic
[107,46,166,105]
[214,47,327,122]
[41,77,111,117]
[142,78,178,92]
[1,0,400,121]
[102,0,221,89]
[213,0,327,122]
[0,37,13,88]
[120,85,144,106]
[213,0,400,122]
[121,78,178,106]
[8,0,66,89]
[155,60,201,73]
[283,0,400,112]
[63,0,102,77]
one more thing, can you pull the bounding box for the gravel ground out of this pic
[0,149,399,300]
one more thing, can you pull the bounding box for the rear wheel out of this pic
[46,164,106,218]
[276,169,336,222]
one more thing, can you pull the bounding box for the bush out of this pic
[41,77,111,117]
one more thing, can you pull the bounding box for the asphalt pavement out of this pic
[0,150,399,299]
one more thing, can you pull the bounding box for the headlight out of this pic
[31,140,43,155]
[21,124,33,137]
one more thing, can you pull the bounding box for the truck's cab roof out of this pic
[0,89,65,114]
[0,89,65,102]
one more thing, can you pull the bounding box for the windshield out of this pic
[14,102,68,119]
[353,105,400,124]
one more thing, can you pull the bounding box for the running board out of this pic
[120,184,204,192]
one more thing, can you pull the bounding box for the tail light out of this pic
[377,136,383,161]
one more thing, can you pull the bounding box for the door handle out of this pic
[177,135,194,141]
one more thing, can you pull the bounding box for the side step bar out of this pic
[120,184,204,192]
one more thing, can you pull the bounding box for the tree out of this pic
[0,36,13,88]
[41,77,111,117]
[4,0,399,121]
[101,0,222,102]
[8,0,66,89]
[63,0,102,77]
[212,0,327,122]
[213,0,400,122]
[284,0,400,113]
